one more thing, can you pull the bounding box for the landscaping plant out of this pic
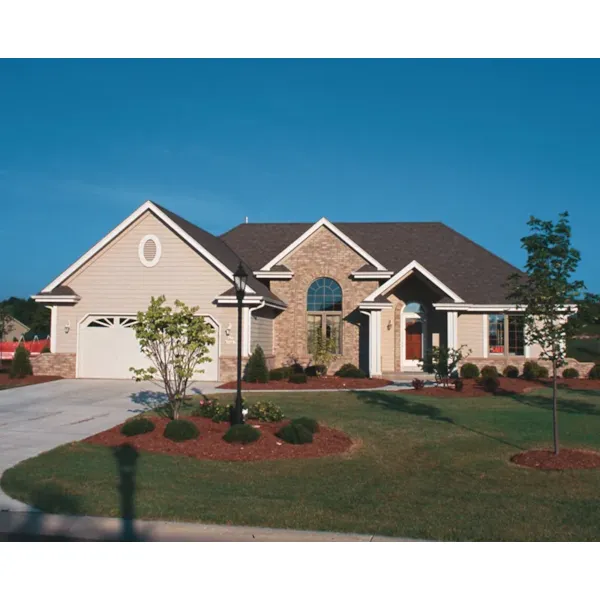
[245,345,269,383]
[164,419,199,442]
[454,379,464,391]
[503,365,519,378]
[129,296,215,420]
[10,344,33,378]
[269,367,292,380]
[460,363,480,379]
[562,368,579,379]
[480,365,499,379]
[335,363,366,378]
[276,422,313,445]
[589,365,600,380]
[507,211,596,454]
[481,376,500,393]
[309,331,337,375]
[121,418,156,437]
[247,400,284,422]
[290,417,319,433]
[289,373,308,384]
[222,423,261,444]
[412,378,426,390]
[420,345,470,387]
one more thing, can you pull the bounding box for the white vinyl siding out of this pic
[457,313,484,357]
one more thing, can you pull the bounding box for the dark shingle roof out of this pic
[152,203,285,306]
[36,285,79,297]
[220,222,523,304]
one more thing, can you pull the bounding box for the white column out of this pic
[482,313,488,358]
[50,306,57,353]
[447,311,458,350]
[369,310,382,377]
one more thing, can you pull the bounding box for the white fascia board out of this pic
[214,296,285,310]
[358,303,389,310]
[31,295,80,304]
[41,201,255,295]
[365,260,464,303]
[433,303,578,313]
[253,271,294,280]
[351,271,393,280]
[261,217,387,272]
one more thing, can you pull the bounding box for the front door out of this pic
[405,318,423,369]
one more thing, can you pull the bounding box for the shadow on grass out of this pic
[356,391,524,450]
[1,443,144,541]
[512,393,600,416]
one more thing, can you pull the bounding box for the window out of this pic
[307,278,342,354]
[488,314,524,356]
[138,234,162,267]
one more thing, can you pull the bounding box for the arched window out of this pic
[306,278,342,354]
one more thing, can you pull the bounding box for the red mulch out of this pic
[218,376,393,390]
[554,379,600,390]
[511,448,600,470]
[399,377,544,397]
[84,416,354,461]
[0,374,62,389]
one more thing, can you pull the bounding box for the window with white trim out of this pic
[138,234,162,267]
[307,277,342,354]
[488,314,524,356]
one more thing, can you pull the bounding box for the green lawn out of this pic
[4,388,600,541]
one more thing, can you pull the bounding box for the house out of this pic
[2,315,30,341]
[31,200,584,380]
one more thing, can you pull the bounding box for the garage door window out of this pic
[87,317,137,328]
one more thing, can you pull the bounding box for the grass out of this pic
[4,389,600,541]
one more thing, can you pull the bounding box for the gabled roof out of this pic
[221,221,523,304]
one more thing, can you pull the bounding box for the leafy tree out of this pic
[420,345,469,387]
[309,331,337,374]
[130,296,215,420]
[0,304,12,343]
[0,297,50,337]
[245,344,269,383]
[507,212,589,455]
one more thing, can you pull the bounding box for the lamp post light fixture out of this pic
[231,261,248,425]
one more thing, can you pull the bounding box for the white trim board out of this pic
[40,200,256,295]
[261,217,387,272]
[365,260,464,303]
[253,271,293,280]
[433,303,578,312]
[31,295,80,304]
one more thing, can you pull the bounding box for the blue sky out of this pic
[1,59,598,298]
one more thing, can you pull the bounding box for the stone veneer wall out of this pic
[31,353,76,378]
[460,356,596,377]
[270,227,379,372]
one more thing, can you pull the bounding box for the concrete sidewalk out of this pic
[0,510,424,542]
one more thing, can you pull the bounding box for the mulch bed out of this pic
[399,377,544,397]
[84,416,354,461]
[0,374,62,389]
[511,448,600,470]
[218,376,393,390]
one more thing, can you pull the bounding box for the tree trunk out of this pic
[552,359,559,455]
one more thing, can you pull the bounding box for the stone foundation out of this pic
[460,356,596,377]
[31,353,76,378]
[219,355,275,382]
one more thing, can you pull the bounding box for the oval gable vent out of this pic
[138,234,161,267]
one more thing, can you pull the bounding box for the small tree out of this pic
[0,305,12,343]
[310,331,338,374]
[130,296,215,420]
[420,345,469,387]
[10,344,33,378]
[245,344,269,383]
[507,212,588,455]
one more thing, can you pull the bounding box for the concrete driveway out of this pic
[0,379,219,511]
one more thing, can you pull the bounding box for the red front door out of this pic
[405,319,422,360]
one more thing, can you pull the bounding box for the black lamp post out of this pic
[231,261,248,425]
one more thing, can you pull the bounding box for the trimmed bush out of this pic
[290,362,305,374]
[480,365,499,379]
[223,423,261,444]
[291,417,319,433]
[589,365,600,380]
[562,367,579,379]
[245,345,269,383]
[10,345,33,379]
[269,367,292,381]
[163,419,199,442]
[289,373,308,384]
[412,378,425,390]
[276,422,313,445]
[481,376,500,393]
[523,360,545,380]
[537,365,549,379]
[503,365,519,378]
[305,364,326,377]
[460,363,480,379]
[121,418,155,437]
[454,379,464,392]
[334,363,366,378]
[248,400,284,422]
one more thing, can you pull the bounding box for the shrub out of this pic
[212,404,230,422]
[291,417,319,433]
[412,378,425,390]
[41,346,51,354]
[460,363,480,379]
[276,422,313,445]
[223,423,261,444]
[305,364,326,377]
[481,376,500,393]
[454,379,464,391]
[193,397,221,418]
[562,367,579,379]
[163,419,199,442]
[589,365,600,380]
[289,373,308,384]
[480,365,499,379]
[537,365,549,378]
[289,361,305,374]
[10,345,33,379]
[523,360,547,380]
[121,418,155,437]
[503,365,519,378]
[248,400,284,422]
[334,363,366,378]
[269,367,292,381]
[245,345,269,383]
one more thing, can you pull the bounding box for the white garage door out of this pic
[78,315,219,380]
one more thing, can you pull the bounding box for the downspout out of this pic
[246,300,266,356]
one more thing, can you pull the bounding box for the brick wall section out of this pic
[219,355,275,383]
[270,227,379,372]
[31,353,76,378]
[460,356,596,377]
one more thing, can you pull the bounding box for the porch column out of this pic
[447,311,458,350]
[361,309,382,377]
